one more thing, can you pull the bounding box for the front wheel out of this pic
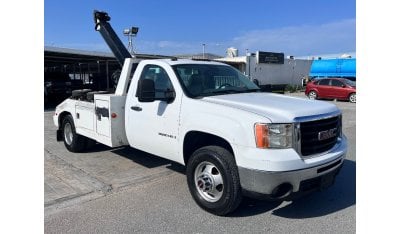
[186,146,242,216]
[349,93,356,103]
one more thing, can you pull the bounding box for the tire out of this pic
[61,115,87,152]
[186,146,242,216]
[308,90,318,100]
[349,93,356,103]
[111,70,121,89]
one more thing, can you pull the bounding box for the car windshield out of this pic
[342,79,356,86]
[172,64,260,97]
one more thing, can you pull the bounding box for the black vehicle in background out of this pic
[44,71,118,107]
[44,72,73,104]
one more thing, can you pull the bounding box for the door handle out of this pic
[131,106,142,111]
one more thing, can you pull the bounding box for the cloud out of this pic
[232,19,356,56]
[137,40,206,55]
[135,19,355,56]
[136,40,228,56]
[47,19,355,57]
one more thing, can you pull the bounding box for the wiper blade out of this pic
[245,88,261,92]
[203,88,261,96]
[213,88,260,94]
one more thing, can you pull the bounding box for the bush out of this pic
[285,85,304,93]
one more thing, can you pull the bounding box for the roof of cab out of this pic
[155,58,228,66]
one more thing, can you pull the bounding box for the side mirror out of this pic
[137,79,155,102]
[342,84,347,88]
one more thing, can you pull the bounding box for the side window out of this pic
[318,79,330,86]
[138,64,174,98]
[331,79,343,87]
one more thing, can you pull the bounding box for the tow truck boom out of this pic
[93,10,132,66]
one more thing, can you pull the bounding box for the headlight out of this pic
[254,123,293,149]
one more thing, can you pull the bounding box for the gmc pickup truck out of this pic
[53,11,347,215]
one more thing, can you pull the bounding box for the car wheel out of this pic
[349,93,356,103]
[186,146,242,216]
[62,115,87,152]
[308,91,318,100]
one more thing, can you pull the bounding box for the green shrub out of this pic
[285,85,304,93]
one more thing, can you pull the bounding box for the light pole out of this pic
[123,27,139,54]
[202,43,206,59]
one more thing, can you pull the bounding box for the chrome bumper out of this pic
[238,155,344,198]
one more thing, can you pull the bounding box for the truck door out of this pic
[125,64,181,162]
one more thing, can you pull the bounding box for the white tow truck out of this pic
[53,11,347,215]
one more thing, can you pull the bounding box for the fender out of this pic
[178,98,266,164]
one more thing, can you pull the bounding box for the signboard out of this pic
[257,51,284,64]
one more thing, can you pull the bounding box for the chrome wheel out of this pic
[187,146,242,215]
[309,91,317,100]
[61,115,87,152]
[194,161,224,202]
[64,122,73,145]
[349,93,356,103]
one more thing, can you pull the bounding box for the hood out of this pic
[202,93,339,122]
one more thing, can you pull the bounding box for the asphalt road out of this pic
[44,92,356,233]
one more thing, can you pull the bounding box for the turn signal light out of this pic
[255,124,269,148]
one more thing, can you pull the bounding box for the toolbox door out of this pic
[95,99,110,137]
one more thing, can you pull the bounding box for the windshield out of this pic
[342,79,356,86]
[172,64,260,97]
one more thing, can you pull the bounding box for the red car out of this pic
[305,78,356,103]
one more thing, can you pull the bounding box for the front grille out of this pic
[300,116,340,156]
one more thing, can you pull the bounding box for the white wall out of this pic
[246,56,312,86]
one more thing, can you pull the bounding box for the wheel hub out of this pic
[194,161,224,202]
[64,122,73,145]
[197,175,213,192]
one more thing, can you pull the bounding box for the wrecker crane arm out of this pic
[93,10,132,67]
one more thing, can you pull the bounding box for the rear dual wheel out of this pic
[62,115,95,152]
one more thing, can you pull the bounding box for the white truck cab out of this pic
[53,11,347,216]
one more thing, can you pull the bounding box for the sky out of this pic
[45,0,356,57]
[44,0,356,56]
